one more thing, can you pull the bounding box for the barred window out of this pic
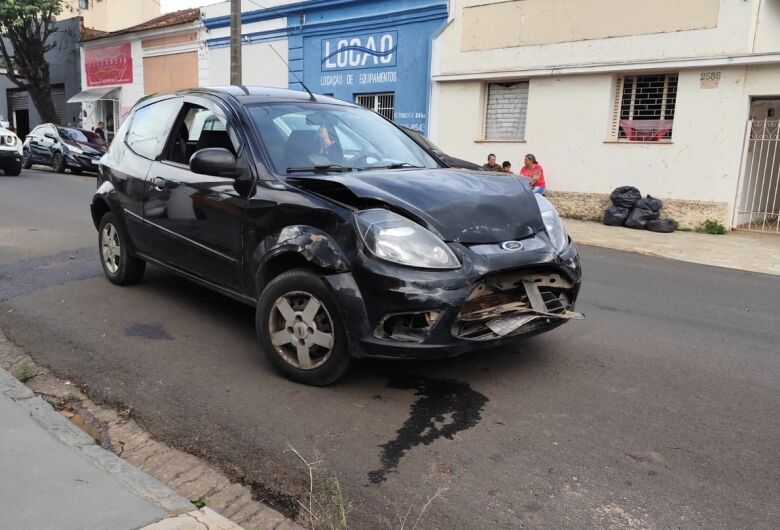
[613,74,677,142]
[484,82,528,140]
[356,93,395,122]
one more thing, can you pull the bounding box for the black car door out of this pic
[104,97,183,254]
[143,96,247,291]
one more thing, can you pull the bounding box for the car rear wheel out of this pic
[98,212,145,285]
[21,149,32,169]
[51,152,66,173]
[256,269,351,385]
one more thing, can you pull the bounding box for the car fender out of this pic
[253,225,351,288]
[90,181,129,233]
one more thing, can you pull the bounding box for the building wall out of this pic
[461,0,721,51]
[429,0,780,228]
[62,0,160,32]
[435,0,760,80]
[204,41,290,87]
[200,0,291,87]
[201,0,448,133]
[143,52,199,94]
[291,0,448,133]
[432,68,747,201]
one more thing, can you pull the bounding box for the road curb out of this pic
[0,366,241,526]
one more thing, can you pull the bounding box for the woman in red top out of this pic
[520,154,546,194]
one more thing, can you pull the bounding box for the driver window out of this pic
[166,104,237,165]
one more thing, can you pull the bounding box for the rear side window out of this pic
[125,99,181,160]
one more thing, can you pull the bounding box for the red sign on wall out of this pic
[85,43,133,87]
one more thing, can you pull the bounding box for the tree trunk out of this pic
[26,79,59,124]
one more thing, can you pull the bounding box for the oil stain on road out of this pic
[368,374,488,484]
[124,323,174,340]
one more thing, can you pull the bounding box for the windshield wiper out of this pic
[286,165,354,174]
[363,162,424,170]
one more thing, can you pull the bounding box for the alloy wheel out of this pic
[268,291,335,370]
[101,222,121,275]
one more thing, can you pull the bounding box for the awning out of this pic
[67,87,120,103]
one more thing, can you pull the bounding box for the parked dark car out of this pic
[23,124,106,174]
[401,126,483,170]
[91,87,582,385]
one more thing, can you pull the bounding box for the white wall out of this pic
[204,39,289,87]
[199,3,289,88]
[753,0,780,53]
[431,67,751,205]
[435,0,758,79]
[200,0,297,19]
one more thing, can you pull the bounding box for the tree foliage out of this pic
[0,0,68,124]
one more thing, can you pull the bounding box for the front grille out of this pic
[452,270,576,341]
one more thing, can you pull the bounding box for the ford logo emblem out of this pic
[500,241,524,251]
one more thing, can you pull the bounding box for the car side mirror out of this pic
[189,148,238,177]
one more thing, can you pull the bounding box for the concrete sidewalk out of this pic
[0,367,241,530]
[565,219,780,276]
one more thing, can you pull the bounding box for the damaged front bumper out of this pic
[323,233,583,360]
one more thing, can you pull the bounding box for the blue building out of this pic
[202,0,448,134]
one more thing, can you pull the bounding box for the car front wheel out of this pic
[256,269,351,385]
[98,212,145,285]
[52,152,66,173]
[2,162,22,176]
[21,150,32,169]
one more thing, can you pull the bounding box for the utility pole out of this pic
[230,0,242,85]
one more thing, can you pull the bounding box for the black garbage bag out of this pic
[625,195,662,229]
[603,205,631,226]
[647,218,675,233]
[610,186,642,208]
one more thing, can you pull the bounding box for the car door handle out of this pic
[151,177,166,191]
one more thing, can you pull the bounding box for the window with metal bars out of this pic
[355,93,395,121]
[613,73,677,142]
[483,82,528,141]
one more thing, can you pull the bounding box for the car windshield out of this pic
[405,127,441,152]
[58,127,103,144]
[247,102,439,174]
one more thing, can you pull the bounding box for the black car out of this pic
[401,126,483,171]
[91,87,582,385]
[23,124,106,174]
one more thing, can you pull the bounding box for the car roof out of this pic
[146,86,358,109]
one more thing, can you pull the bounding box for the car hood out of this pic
[288,168,545,244]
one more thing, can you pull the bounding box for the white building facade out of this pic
[199,0,293,89]
[73,10,204,141]
[430,0,780,231]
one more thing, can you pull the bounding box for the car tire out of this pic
[256,269,351,385]
[21,150,32,169]
[52,152,66,173]
[3,162,22,176]
[98,212,145,286]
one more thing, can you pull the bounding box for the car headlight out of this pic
[4,135,17,147]
[354,209,460,269]
[535,194,569,253]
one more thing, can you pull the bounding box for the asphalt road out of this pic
[1,169,779,529]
